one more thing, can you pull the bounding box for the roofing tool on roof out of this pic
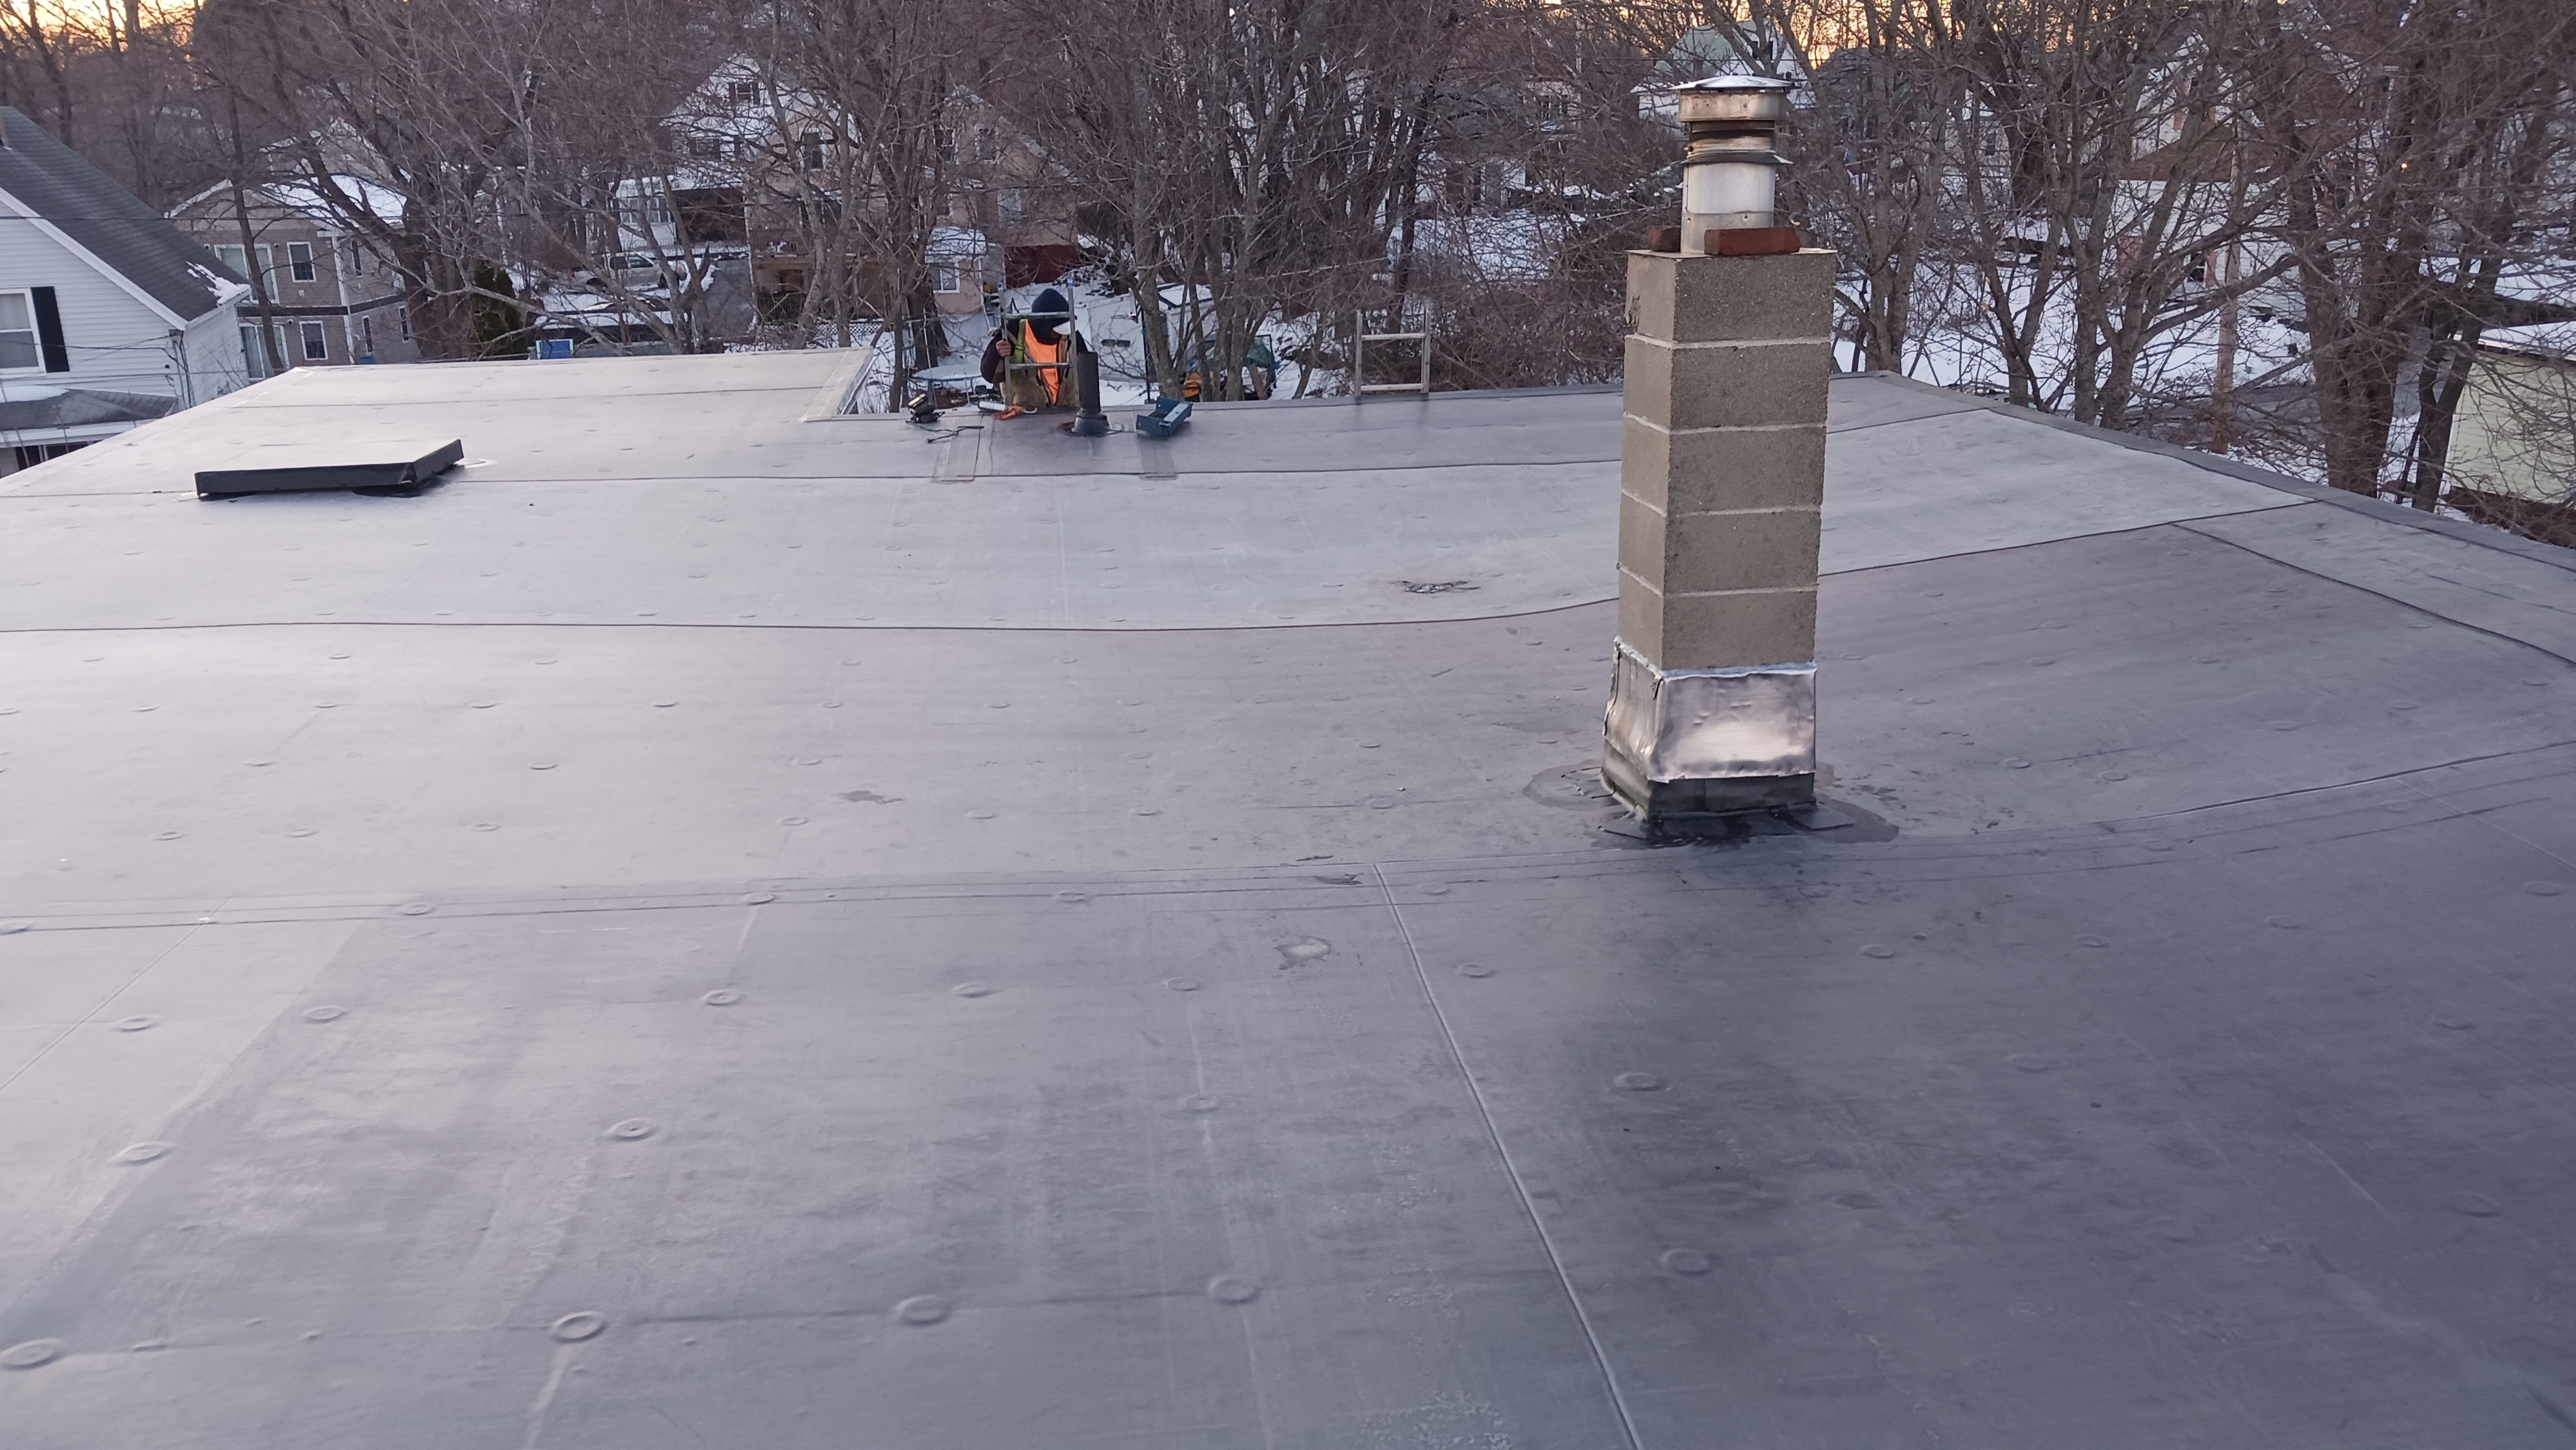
[1135,395,1193,439]
[1604,97,1832,820]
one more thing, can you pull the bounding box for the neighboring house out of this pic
[958,105,1081,290]
[643,57,1034,325]
[1635,23,1810,122]
[2443,322,2576,546]
[167,175,418,373]
[0,105,251,474]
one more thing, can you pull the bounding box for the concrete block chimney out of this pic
[1604,76,1834,820]
[1604,247,1835,818]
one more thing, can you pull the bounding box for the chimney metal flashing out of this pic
[1603,647,1816,811]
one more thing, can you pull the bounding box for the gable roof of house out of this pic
[0,106,244,322]
[0,385,177,433]
[169,172,411,231]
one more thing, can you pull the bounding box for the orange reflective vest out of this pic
[1013,324,1064,405]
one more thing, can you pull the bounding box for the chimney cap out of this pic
[1672,74,1791,93]
[1674,74,1791,125]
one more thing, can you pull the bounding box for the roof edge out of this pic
[0,180,193,327]
[1851,370,2576,576]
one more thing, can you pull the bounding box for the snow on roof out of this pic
[2492,256,2576,311]
[187,261,252,304]
[927,226,987,258]
[1411,212,1558,282]
[266,175,408,228]
[2481,321,2576,361]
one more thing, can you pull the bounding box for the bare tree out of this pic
[1,1,217,204]
[2253,0,2575,499]
[196,0,539,359]
[749,0,977,397]
[5,0,2556,496]
[1,0,81,147]
[1799,20,1956,373]
[489,1,747,354]
[988,0,1462,400]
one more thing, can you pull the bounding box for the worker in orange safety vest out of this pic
[979,287,1071,416]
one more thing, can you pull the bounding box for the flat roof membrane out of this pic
[2,356,2572,1448]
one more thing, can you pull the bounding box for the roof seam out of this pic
[1853,370,2576,576]
[2173,515,2576,670]
[0,599,1628,637]
[1376,862,1649,1450]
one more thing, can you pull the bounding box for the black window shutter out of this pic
[30,287,69,373]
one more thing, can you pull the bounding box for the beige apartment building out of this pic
[168,177,419,373]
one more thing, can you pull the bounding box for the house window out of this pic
[347,240,364,276]
[13,441,86,469]
[300,321,328,361]
[930,260,960,293]
[398,306,411,341]
[0,291,41,370]
[217,243,249,277]
[361,316,375,354]
[287,242,316,282]
[729,80,760,105]
[240,324,270,379]
[800,131,828,170]
[256,244,275,282]
[616,191,673,231]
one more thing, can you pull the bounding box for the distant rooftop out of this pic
[2482,320,2576,361]
[0,385,174,433]
[3,356,2573,1447]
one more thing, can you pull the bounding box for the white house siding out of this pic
[0,223,238,403]
[2448,343,2576,503]
[177,304,252,405]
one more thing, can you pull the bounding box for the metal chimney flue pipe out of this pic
[1676,75,1792,255]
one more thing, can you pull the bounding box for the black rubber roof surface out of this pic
[1,359,2572,1448]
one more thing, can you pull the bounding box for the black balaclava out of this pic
[1029,287,1070,345]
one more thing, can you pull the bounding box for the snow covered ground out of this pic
[1881,263,2312,406]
